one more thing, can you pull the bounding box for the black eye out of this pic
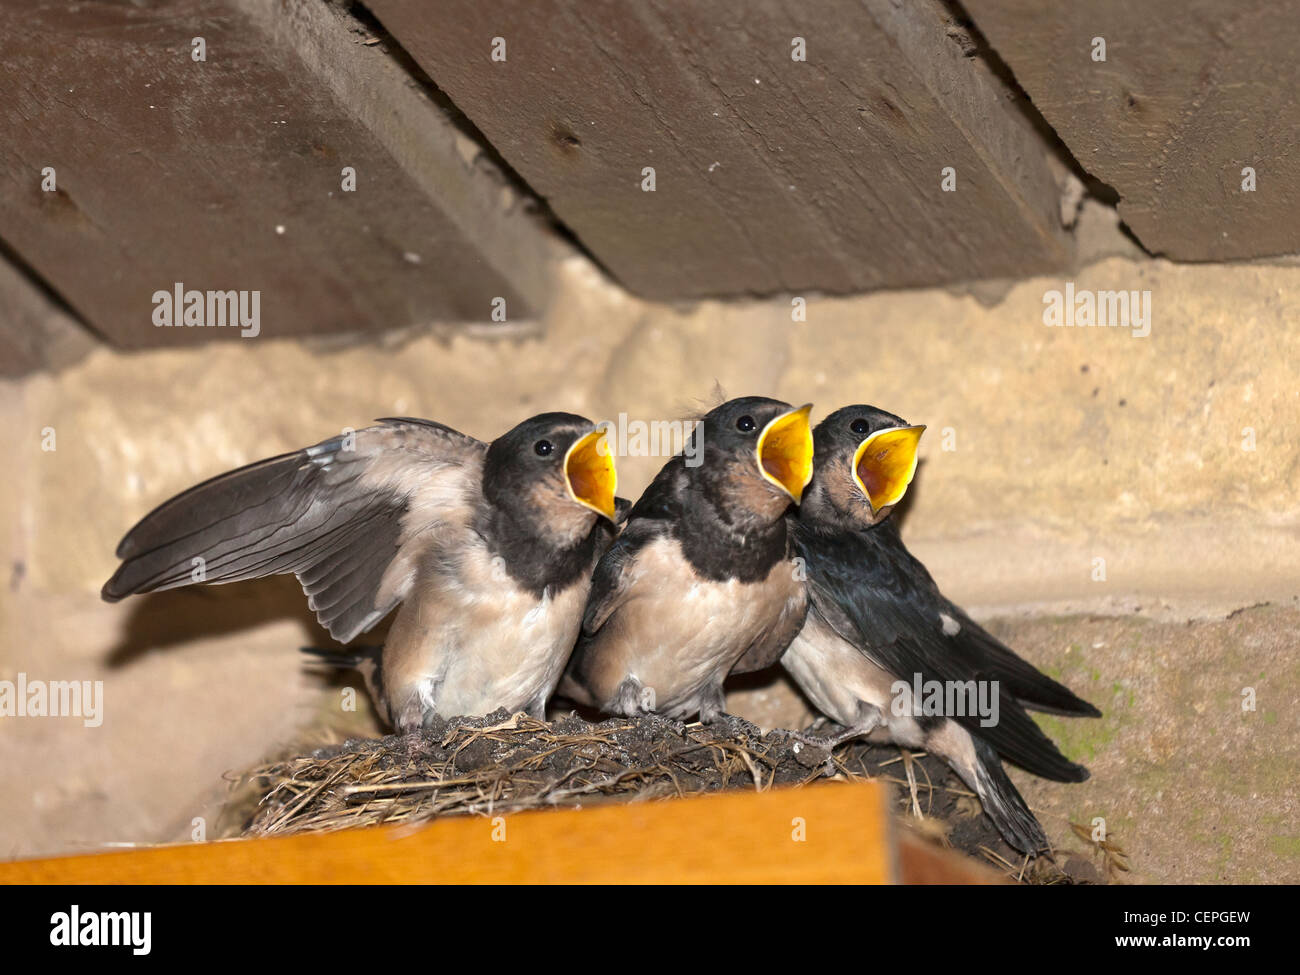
[736,415,756,433]
[534,440,553,456]
[850,419,870,436]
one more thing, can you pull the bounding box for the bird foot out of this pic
[791,706,883,750]
[790,726,861,750]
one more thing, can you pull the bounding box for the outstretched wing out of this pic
[796,520,1094,782]
[102,418,484,643]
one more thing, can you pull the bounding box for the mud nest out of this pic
[230,709,1103,883]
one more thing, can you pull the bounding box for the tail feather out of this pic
[970,735,1049,854]
[964,685,1091,784]
[960,622,1102,717]
[299,645,386,724]
[299,645,379,670]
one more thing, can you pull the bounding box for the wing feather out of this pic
[795,520,1095,782]
[102,419,483,643]
[581,523,651,634]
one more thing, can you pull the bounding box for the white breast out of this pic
[384,538,590,720]
[782,610,927,748]
[605,537,803,717]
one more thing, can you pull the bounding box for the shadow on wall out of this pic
[104,576,349,669]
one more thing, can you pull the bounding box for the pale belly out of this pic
[782,610,927,748]
[591,544,804,718]
[434,597,581,716]
[616,582,776,716]
[384,570,588,721]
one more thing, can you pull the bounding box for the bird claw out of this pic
[790,706,883,751]
[790,725,861,750]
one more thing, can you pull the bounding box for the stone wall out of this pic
[2,248,1297,878]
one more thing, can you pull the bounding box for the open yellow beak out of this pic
[853,425,925,511]
[565,427,618,521]
[757,404,814,504]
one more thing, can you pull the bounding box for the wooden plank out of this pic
[963,0,1300,260]
[0,782,897,884]
[896,832,1008,884]
[0,0,553,352]
[364,0,1072,300]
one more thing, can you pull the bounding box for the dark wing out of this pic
[581,458,684,634]
[731,512,807,673]
[623,454,685,524]
[559,515,667,707]
[102,418,483,643]
[580,517,663,634]
[852,519,1097,716]
[796,521,1092,782]
[613,496,633,525]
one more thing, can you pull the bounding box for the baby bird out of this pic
[781,404,1100,852]
[103,413,622,731]
[563,397,813,721]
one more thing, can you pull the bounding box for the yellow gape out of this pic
[757,404,815,504]
[565,428,618,519]
[853,425,926,511]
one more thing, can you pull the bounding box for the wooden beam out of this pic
[364,0,1073,300]
[0,0,556,352]
[1,782,902,884]
[0,250,97,377]
[963,0,1300,260]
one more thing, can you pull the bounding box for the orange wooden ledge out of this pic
[0,781,1001,884]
